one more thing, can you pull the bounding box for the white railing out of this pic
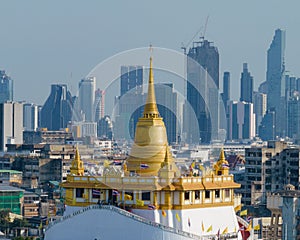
[46,205,239,239]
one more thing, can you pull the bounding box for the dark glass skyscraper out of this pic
[186,39,219,143]
[222,71,230,108]
[41,84,73,130]
[120,66,143,96]
[0,70,13,103]
[266,29,286,136]
[240,63,253,103]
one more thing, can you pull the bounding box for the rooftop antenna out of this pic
[200,15,209,41]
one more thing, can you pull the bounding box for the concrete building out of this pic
[228,101,255,141]
[0,102,23,152]
[242,141,297,210]
[0,185,24,215]
[23,103,39,131]
[94,89,105,122]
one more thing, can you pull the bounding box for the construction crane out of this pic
[181,15,209,54]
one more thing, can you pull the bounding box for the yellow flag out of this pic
[240,209,247,216]
[104,160,110,167]
[207,225,212,232]
[124,194,132,200]
[175,213,181,222]
[39,221,43,230]
[162,210,167,217]
[254,224,260,230]
[234,204,241,212]
[222,227,228,234]
[136,199,144,206]
[202,221,205,232]
[246,220,252,231]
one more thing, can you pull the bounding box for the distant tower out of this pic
[0,70,13,103]
[240,63,253,103]
[0,102,23,151]
[78,77,96,122]
[155,83,180,144]
[97,115,113,140]
[115,66,144,140]
[222,71,230,109]
[266,29,286,136]
[23,103,39,131]
[41,84,73,130]
[228,101,256,141]
[253,92,267,135]
[187,39,219,143]
[120,66,144,96]
[94,89,105,122]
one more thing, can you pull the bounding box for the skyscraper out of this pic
[41,84,73,131]
[78,77,96,122]
[155,83,180,144]
[240,63,253,103]
[186,39,219,143]
[222,71,230,109]
[0,102,23,151]
[114,66,144,140]
[266,29,286,136]
[0,70,13,103]
[120,66,143,96]
[253,92,267,135]
[228,101,255,141]
[94,89,105,122]
[23,103,39,131]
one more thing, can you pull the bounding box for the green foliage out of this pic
[0,209,11,231]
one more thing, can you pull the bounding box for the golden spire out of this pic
[143,57,159,118]
[213,148,229,176]
[219,148,226,162]
[70,145,84,176]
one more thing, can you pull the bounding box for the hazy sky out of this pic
[1,0,300,105]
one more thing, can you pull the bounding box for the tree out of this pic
[0,209,11,233]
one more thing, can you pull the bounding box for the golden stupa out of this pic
[126,57,176,176]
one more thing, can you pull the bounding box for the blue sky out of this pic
[1,0,300,105]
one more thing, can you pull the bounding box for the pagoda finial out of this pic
[70,145,84,176]
[219,148,226,162]
[143,48,159,118]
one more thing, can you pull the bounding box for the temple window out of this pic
[205,190,210,199]
[215,190,220,198]
[225,189,230,198]
[142,191,151,200]
[195,190,200,200]
[76,188,84,198]
[184,191,190,200]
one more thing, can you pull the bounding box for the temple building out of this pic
[50,57,244,239]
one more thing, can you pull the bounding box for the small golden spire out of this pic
[143,54,159,118]
[219,148,226,163]
[70,145,84,176]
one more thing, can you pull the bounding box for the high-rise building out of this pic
[97,115,113,140]
[266,29,286,136]
[114,66,144,140]
[228,101,255,141]
[0,70,13,103]
[186,39,219,143]
[0,102,23,151]
[222,71,230,109]
[253,92,267,135]
[41,84,73,131]
[259,111,276,141]
[23,103,39,131]
[240,63,253,103]
[120,66,143,97]
[155,83,181,144]
[287,94,300,141]
[94,89,105,122]
[78,77,96,122]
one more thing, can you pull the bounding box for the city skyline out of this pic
[1,0,300,105]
